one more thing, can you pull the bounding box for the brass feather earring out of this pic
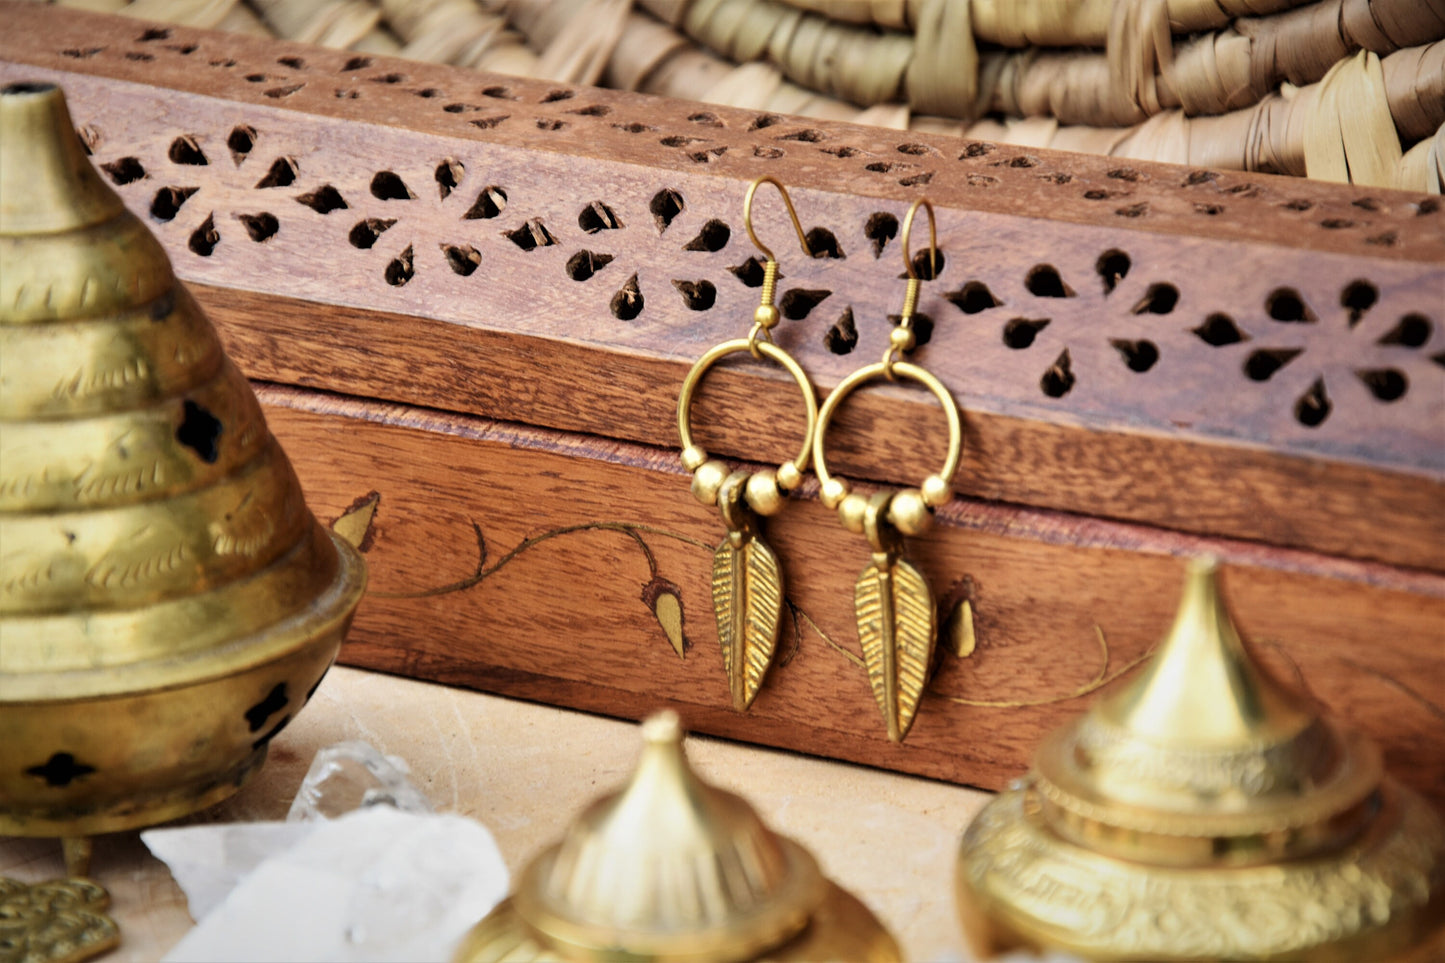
[676,176,818,712]
[813,199,961,743]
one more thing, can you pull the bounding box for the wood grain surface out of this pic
[255,383,1445,809]
[3,7,1443,573]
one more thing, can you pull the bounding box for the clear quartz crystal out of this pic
[288,740,433,821]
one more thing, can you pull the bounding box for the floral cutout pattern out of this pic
[68,51,1442,470]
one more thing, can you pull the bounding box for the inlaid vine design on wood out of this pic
[328,494,1164,713]
[325,491,1445,726]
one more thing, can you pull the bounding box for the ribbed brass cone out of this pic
[455,712,901,962]
[956,558,1445,961]
[0,82,366,849]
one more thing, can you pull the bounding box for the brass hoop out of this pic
[812,360,961,499]
[677,338,819,484]
[744,176,812,262]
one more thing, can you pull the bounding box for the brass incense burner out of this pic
[956,558,1445,961]
[0,81,366,872]
[455,712,901,962]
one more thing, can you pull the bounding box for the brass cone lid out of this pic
[456,712,901,962]
[956,559,1445,961]
[0,82,365,838]
[1034,557,1379,856]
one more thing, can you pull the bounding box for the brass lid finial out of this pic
[957,558,1445,961]
[1048,557,1360,826]
[515,711,822,960]
[457,713,901,962]
[1097,556,1315,749]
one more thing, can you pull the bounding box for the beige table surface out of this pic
[1,665,998,962]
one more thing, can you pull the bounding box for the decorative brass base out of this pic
[458,884,903,963]
[0,554,357,839]
[958,778,1445,962]
[2,533,362,872]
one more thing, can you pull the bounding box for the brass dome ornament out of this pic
[955,557,1445,961]
[454,712,902,962]
[0,82,366,873]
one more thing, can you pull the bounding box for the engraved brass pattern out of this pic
[454,712,901,963]
[0,877,119,963]
[855,553,935,743]
[955,559,1445,961]
[0,82,365,851]
[712,524,783,712]
[960,781,1445,961]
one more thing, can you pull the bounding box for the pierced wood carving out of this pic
[37,50,1442,441]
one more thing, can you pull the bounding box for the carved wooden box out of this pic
[5,4,1442,807]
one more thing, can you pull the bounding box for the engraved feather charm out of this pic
[711,532,783,711]
[706,471,786,711]
[855,553,936,742]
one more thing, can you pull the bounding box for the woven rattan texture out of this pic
[21,0,1445,190]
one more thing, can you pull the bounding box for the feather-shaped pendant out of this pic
[855,554,936,742]
[711,532,783,711]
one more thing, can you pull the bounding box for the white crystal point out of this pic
[288,740,433,822]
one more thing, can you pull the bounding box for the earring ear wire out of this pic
[741,175,813,359]
[886,199,939,379]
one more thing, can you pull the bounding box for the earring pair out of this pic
[677,180,961,743]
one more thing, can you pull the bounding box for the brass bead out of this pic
[754,303,781,329]
[680,445,708,472]
[691,460,729,507]
[921,473,951,507]
[777,462,802,491]
[820,477,849,510]
[887,489,932,535]
[745,470,785,516]
[838,493,869,534]
[889,326,915,352]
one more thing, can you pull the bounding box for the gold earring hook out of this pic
[900,198,938,280]
[743,177,813,358]
[887,199,938,379]
[744,176,813,262]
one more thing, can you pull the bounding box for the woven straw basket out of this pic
[22,0,1445,189]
